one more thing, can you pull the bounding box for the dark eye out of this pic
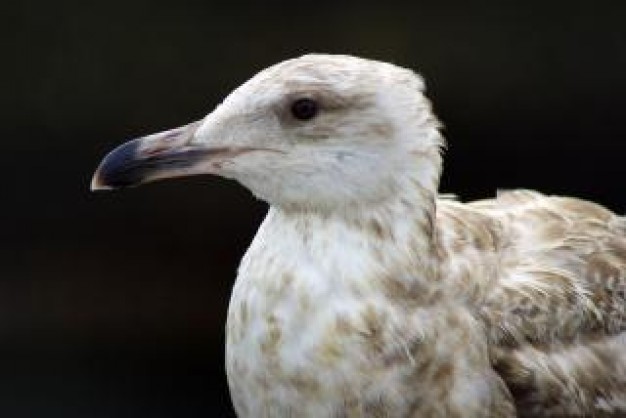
[290,98,318,120]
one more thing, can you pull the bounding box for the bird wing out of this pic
[435,190,626,416]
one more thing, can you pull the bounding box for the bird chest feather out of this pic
[225,207,512,417]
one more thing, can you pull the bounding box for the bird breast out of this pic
[224,208,511,417]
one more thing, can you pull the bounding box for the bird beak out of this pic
[91,121,205,190]
[91,120,262,191]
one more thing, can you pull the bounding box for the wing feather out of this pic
[435,190,626,415]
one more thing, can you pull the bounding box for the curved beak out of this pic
[91,121,207,190]
[91,121,266,191]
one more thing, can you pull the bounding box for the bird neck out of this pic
[249,166,442,303]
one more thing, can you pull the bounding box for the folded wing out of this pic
[436,190,626,416]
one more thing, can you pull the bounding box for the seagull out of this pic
[92,54,625,417]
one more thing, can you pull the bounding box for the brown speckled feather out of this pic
[436,190,626,416]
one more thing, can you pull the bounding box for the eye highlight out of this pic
[290,98,318,120]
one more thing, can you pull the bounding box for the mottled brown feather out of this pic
[436,190,626,415]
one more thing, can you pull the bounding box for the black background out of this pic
[4,1,626,416]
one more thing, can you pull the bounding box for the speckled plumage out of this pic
[92,54,626,417]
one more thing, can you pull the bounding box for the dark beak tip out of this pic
[90,139,142,191]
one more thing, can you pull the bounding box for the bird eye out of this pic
[290,98,318,120]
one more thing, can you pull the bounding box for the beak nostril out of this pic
[162,132,180,142]
[144,146,170,156]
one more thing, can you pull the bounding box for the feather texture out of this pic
[437,190,626,415]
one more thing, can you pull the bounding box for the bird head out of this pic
[92,54,443,212]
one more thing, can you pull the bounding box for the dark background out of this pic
[3,1,626,416]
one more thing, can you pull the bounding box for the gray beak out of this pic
[91,121,206,190]
[91,119,284,191]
